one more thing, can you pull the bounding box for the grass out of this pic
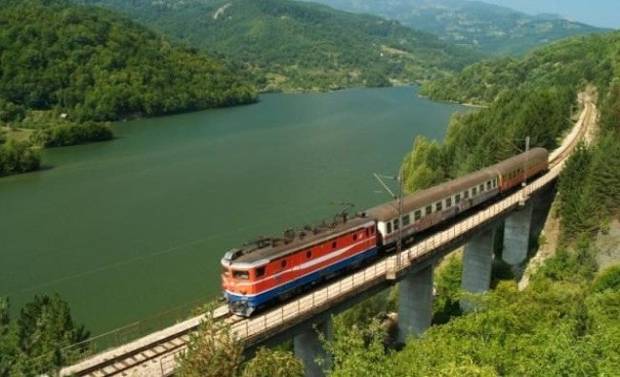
[1,126,34,143]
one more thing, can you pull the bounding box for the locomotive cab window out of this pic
[256,266,266,277]
[222,266,231,276]
[233,270,249,280]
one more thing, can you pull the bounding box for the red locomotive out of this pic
[221,148,549,316]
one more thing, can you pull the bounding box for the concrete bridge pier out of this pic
[460,227,496,312]
[503,200,534,266]
[294,320,332,377]
[397,264,434,344]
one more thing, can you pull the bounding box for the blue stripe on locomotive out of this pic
[225,246,379,310]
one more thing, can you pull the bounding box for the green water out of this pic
[0,86,464,336]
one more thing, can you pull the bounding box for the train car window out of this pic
[414,210,422,221]
[332,241,337,249]
[426,205,432,215]
[306,251,312,259]
[353,233,358,241]
[233,270,249,280]
[370,226,375,235]
[456,194,461,203]
[492,179,497,188]
[281,260,287,268]
[393,218,400,230]
[479,184,485,192]
[446,197,452,208]
[256,266,266,277]
[487,181,492,190]
[366,228,370,237]
[472,187,477,196]
[387,222,392,234]
[402,214,410,226]
[463,190,469,199]
[436,202,443,211]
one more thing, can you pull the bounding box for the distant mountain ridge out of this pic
[301,0,608,55]
[79,0,483,92]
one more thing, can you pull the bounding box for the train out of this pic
[221,148,549,317]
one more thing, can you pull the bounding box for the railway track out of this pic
[60,305,240,377]
[60,93,597,377]
[549,96,595,168]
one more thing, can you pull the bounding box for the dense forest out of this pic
[0,0,256,123]
[305,0,606,56]
[80,0,483,92]
[421,32,620,105]
[0,0,257,177]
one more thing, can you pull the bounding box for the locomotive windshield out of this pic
[233,270,249,280]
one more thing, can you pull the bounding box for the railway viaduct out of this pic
[59,96,596,377]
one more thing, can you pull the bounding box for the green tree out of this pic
[14,294,90,375]
[325,319,390,377]
[0,295,90,376]
[592,265,620,292]
[241,348,304,377]
[402,136,446,192]
[0,140,41,176]
[176,306,244,377]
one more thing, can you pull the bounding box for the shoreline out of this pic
[415,93,488,109]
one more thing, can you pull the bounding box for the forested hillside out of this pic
[421,32,620,105]
[301,0,606,55]
[405,31,620,231]
[0,0,256,123]
[0,0,256,176]
[313,29,620,376]
[80,0,483,92]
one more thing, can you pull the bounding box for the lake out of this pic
[0,86,465,336]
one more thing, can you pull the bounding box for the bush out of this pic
[0,99,25,123]
[593,265,620,292]
[0,140,41,176]
[31,122,114,147]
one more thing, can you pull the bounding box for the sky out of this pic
[481,0,619,29]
